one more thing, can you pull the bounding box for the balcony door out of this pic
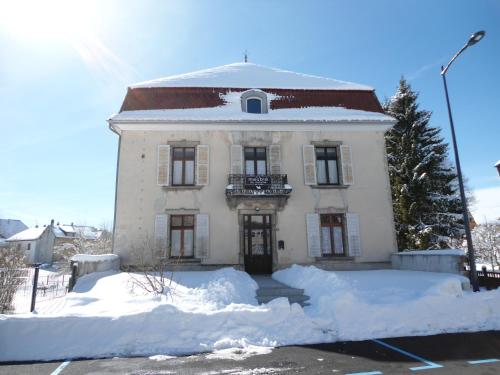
[245,147,267,176]
[243,215,273,274]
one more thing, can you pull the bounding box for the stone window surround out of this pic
[240,90,269,114]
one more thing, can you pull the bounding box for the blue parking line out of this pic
[50,360,71,375]
[468,359,500,365]
[346,371,382,375]
[372,339,443,371]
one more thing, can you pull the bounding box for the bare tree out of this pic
[472,222,500,270]
[127,236,176,296]
[0,246,28,313]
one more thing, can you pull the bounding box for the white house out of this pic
[7,225,55,264]
[108,62,397,273]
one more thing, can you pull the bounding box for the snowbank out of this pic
[274,265,500,341]
[71,253,120,277]
[0,268,330,361]
[1,266,499,362]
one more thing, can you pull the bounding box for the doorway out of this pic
[243,214,273,274]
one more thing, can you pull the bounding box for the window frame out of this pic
[171,147,195,186]
[169,214,195,258]
[320,213,346,257]
[315,146,340,185]
[246,97,263,114]
[244,147,267,176]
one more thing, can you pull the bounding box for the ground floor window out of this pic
[320,214,345,256]
[170,215,194,257]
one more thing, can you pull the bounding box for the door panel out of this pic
[243,215,273,274]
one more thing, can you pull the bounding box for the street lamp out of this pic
[440,31,485,292]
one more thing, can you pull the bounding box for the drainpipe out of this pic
[108,120,121,254]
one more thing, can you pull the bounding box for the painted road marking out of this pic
[346,371,383,375]
[50,360,71,375]
[468,359,500,364]
[372,339,443,371]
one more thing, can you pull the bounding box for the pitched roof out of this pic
[130,62,373,90]
[0,219,28,239]
[7,227,46,241]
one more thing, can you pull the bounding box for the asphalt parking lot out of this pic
[1,331,499,375]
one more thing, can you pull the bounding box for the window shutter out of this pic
[157,145,171,186]
[340,145,354,185]
[306,213,321,257]
[154,214,169,256]
[346,213,361,257]
[196,145,209,186]
[230,145,243,175]
[268,144,282,175]
[302,145,317,185]
[195,213,209,258]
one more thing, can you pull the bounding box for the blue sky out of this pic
[0,0,498,227]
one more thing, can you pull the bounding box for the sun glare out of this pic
[0,0,98,42]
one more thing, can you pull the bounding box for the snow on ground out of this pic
[1,266,499,362]
[274,265,500,341]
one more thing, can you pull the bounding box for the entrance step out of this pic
[252,275,310,307]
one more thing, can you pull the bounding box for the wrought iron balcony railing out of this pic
[225,174,292,197]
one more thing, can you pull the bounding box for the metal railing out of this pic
[225,174,292,197]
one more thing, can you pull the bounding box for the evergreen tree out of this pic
[384,78,464,250]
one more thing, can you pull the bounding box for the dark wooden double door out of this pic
[243,215,273,274]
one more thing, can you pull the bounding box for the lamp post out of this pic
[441,31,485,292]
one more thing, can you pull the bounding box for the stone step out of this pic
[256,287,305,297]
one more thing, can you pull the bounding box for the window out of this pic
[245,147,267,175]
[246,98,262,114]
[170,215,194,257]
[27,243,31,251]
[320,214,345,256]
[172,147,195,185]
[315,147,339,185]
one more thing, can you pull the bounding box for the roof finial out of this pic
[244,50,248,63]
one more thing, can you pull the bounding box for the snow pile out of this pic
[1,266,499,362]
[274,265,500,341]
[0,268,330,361]
[71,253,118,262]
[111,91,394,123]
[130,62,373,90]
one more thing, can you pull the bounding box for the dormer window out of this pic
[241,90,268,114]
[247,98,262,114]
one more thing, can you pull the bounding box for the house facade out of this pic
[109,63,397,273]
[7,225,55,264]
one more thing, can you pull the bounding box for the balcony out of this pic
[225,174,292,206]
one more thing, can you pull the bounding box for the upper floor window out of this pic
[315,147,339,185]
[245,147,267,175]
[241,90,268,114]
[172,147,195,185]
[246,98,262,114]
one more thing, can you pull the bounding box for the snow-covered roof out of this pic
[130,62,373,91]
[7,227,46,241]
[0,219,28,239]
[111,92,394,123]
[59,225,76,234]
[495,160,500,167]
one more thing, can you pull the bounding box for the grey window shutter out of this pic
[230,145,243,175]
[340,145,354,185]
[268,144,282,175]
[346,213,361,257]
[154,214,169,256]
[157,145,171,186]
[196,145,209,186]
[306,213,321,257]
[195,213,209,258]
[302,145,317,185]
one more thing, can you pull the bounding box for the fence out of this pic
[477,267,500,290]
[0,264,71,314]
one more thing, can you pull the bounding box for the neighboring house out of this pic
[108,62,397,273]
[0,219,28,248]
[7,225,55,264]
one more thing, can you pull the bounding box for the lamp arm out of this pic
[441,43,469,75]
